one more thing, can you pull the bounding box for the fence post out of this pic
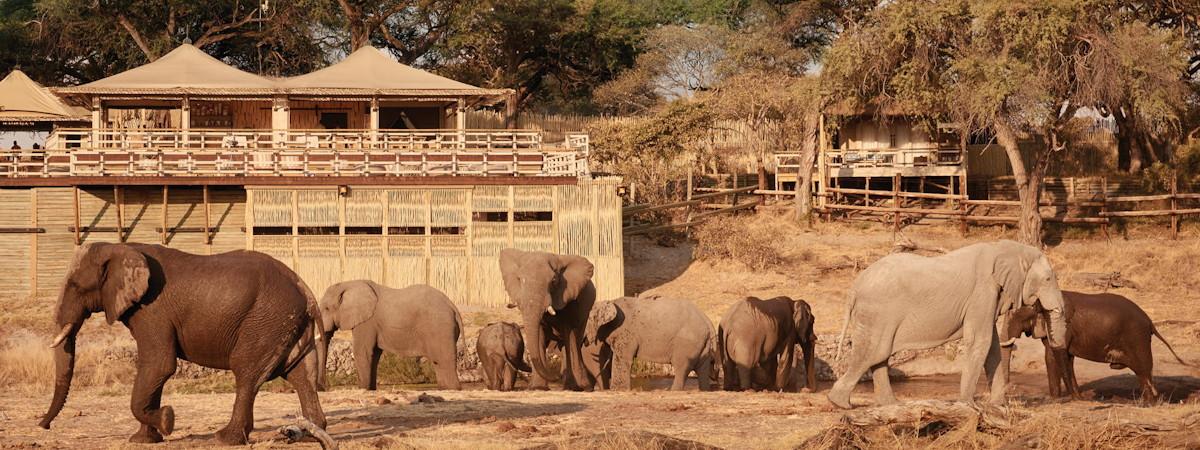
[1100,177,1109,240]
[892,172,901,233]
[1171,174,1179,239]
[685,167,694,234]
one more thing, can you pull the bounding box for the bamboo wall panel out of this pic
[295,237,341,299]
[231,101,271,129]
[469,222,507,307]
[0,189,32,296]
[207,189,247,254]
[555,184,593,256]
[36,188,76,298]
[387,236,427,289]
[430,235,468,304]
[513,186,553,211]
[472,186,509,211]
[595,180,622,257]
[388,190,428,227]
[297,190,339,227]
[431,189,470,227]
[253,190,294,227]
[513,222,554,252]
[253,236,294,269]
[345,189,385,226]
[344,237,384,284]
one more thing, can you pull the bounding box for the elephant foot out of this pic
[215,424,249,446]
[129,427,164,444]
[827,392,853,410]
[800,387,814,394]
[151,406,175,436]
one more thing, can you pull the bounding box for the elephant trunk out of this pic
[1046,308,1067,349]
[317,330,334,391]
[40,323,79,429]
[523,309,560,382]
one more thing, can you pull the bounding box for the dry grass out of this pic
[0,327,135,394]
[693,214,793,271]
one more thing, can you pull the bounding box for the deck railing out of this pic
[823,146,962,169]
[4,129,590,178]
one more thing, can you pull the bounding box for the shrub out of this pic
[693,215,786,270]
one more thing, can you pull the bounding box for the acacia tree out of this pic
[825,0,1189,245]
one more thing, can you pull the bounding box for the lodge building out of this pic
[0,45,623,306]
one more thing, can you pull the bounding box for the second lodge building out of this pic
[0,45,623,307]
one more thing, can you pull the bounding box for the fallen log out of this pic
[797,400,1022,449]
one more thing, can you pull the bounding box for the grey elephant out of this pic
[319,280,463,390]
[499,248,596,390]
[476,322,532,391]
[828,240,1068,409]
[583,296,717,391]
[719,296,817,392]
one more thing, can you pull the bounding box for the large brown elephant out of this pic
[719,296,817,392]
[1004,291,1190,403]
[38,243,326,445]
[318,280,463,390]
[498,248,596,390]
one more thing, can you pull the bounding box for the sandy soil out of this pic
[3,220,1200,449]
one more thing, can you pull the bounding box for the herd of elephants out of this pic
[33,240,1190,445]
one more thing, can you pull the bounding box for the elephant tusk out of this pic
[999,337,1017,347]
[49,324,73,349]
[545,306,557,316]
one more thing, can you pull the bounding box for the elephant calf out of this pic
[319,280,463,390]
[719,296,817,392]
[1006,291,1190,403]
[584,295,716,390]
[476,322,532,391]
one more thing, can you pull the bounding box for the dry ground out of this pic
[3,215,1200,448]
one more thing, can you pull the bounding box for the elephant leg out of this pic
[611,348,635,390]
[870,362,898,406]
[1062,353,1082,400]
[985,335,1008,405]
[736,364,754,391]
[128,346,177,443]
[760,357,778,391]
[217,323,301,445]
[284,354,327,430]
[563,328,591,391]
[722,355,739,391]
[958,310,996,403]
[669,353,693,391]
[352,329,381,390]
[828,323,896,409]
[1132,364,1158,404]
[503,366,517,391]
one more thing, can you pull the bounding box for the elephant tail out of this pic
[707,328,720,382]
[1152,326,1191,367]
[283,278,322,377]
[835,290,856,362]
[714,325,726,380]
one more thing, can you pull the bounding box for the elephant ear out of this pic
[335,281,379,329]
[97,244,150,325]
[992,245,1035,316]
[792,299,814,338]
[585,301,619,343]
[498,248,524,307]
[555,254,594,304]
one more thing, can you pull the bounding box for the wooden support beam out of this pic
[72,186,81,245]
[113,185,125,242]
[1171,175,1179,239]
[892,173,901,233]
[161,185,169,244]
[203,185,212,245]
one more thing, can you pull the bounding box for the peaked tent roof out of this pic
[0,70,87,122]
[56,44,277,95]
[279,46,511,100]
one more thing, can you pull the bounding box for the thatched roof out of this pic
[0,70,88,123]
[57,44,277,95]
[55,44,512,103]
[280,46,510,101]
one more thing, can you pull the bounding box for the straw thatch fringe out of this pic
[345,189,385,227]
[295,236,341,297]
[472,186,509,211]
[253,189,294,227]
[389,190,427,227]
[296,190,338,227]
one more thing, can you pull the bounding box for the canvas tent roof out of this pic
[56,44,277,95]
[279,46,511,101]
[0,70,87,123]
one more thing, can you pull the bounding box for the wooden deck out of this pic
[2,128,590,181]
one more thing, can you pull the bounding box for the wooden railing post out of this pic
[684,167,694,233]
[892,173,901,233]
[1100,177,1110,240]
[1171,173,1179,239]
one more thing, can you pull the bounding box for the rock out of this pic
[522,430,721,450]
[411,393,444,404]
[374,397,391,405]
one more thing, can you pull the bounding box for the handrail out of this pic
[44,128,577,152]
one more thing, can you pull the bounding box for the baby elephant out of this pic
[584,296,717,391]
[1007,291,1189,403]
[319,281,464,390]
[476,322,532,391]
[719,296,817,392]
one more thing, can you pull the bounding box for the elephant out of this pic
[476,322,532,391]
[718,296,817,392]
[499,248,597,391]
[38,243,326,445]
[1005,291,1190,403]
[582,295,717,391]
[319,280,463,390]
[827,240,1068,409]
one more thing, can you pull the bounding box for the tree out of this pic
[594,24,731,114]
[824,0,1190,245]
[328,0,472,63]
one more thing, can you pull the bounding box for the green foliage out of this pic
[1141,141,1200,192]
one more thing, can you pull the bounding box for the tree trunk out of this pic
[995,124,1043,246]
[794,112,820,223]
